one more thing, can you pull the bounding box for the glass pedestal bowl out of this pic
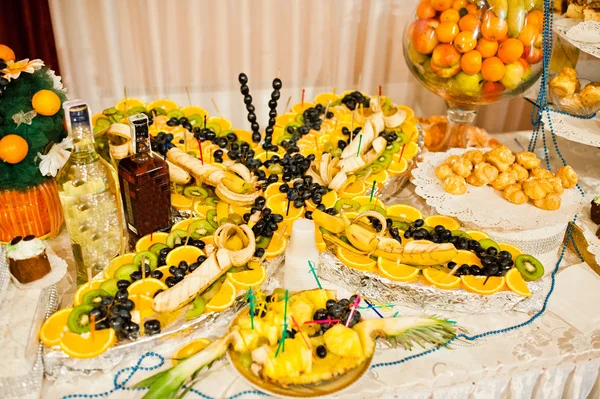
[403,0,544,151]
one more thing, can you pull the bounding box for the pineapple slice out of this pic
[324,324,364,358]
[303,289,336,309]
[290,297,314,325]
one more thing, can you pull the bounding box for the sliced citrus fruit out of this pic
[171,193,193,210]
[128,278,168,297]
[466,230,490,241]
[354,196,385,209]
[201,235,215,247]
[115,98,146,113]
[265,183,283,198]
[194,203,215,219]
[505,268,531,297]
[230,204,251,216]
[377,258,420,282]
[205,280,237,312]
[275,113,297,127]
[451,250,482,267]
[306,190,338,211]
[401,141,419,160]
[146,99,178,113]
[173,338,212,365]
[315,224,326,252]
[364,170,390,186]
[208,116,232,132]
[129,294,156,325]
[39,308,72,347]
[135,232,169,253]
[461,275,506,295]
[59,328,116,359]
[227,266,267,291]
[74,280,104,306]
[386,204,423,222]
[181,106,209,118]
[232,129,254,145]
[266,234,287,259]
[166,245,205,267]
[422,268,461,290]
[499,243,523,259]
[290,101,315,114]
[425,215,461,231]
[104,253,136,278]
[339,179,366,198]
[172,218,200,232]
[388,157,408,175]
[266,193,303,220]
[314,92,340,105]
[337,247,376,272]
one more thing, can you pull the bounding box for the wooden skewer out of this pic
[141,254,146,282]
[87,267,93,285]
[448,263,461,276]
[333,87,337,96]
[301,89,305,107]
[90,315,96,341]
[283,96,292,114]
[185,87,192,106]
[123,87,128,113]
[277,223,289,240]
[211,98,222,118]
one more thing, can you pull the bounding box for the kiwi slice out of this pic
[114,263,139,282]
[334,198,360,212]
[227,266,242,274]
[388,215,411,231]
[99,279,119,297]
[149,107,166,116]
[479,238,500,252]
[295,114,305,124]
[126,106,147,117]
[369,163,385,174]
[384,141,402,154]
[396,132,409,145]
[256,236,271,249]
[515,254,544,281]
[171,183,184,194]
[276,134,293,145]
[134,250,158,270]
[67,304,96,334]
[187,114,203,126]
[188,219,215,239]
[102,107,117,116]
[201,280,223,302]
[166,109,184,119]
[183,185,208,199]
[451,230,473,239]
[206,197,220,207]
[82,289,110,306]
[95,117,111,130]
[206,209,218,229]
[339,235,351,245]
[149,243,169,257]
[185,295,206,320]
[167,230,188,248]
[218,129,234,138]
[205,122,221,136]
[358,204,387,217]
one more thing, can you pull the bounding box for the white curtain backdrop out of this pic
[48,0,534,133]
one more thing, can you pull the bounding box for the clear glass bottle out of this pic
[118,114,171,245]
[56,100,122,285]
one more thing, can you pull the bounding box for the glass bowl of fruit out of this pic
[404,0,544,150]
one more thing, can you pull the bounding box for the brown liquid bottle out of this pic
[118,114,171,246]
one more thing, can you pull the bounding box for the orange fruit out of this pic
[440,8,460,23]
[481,12,508,41]
[498,38,524,64]
[60,329,116,359]
[505,268,531,297]
[386,204,423,222]
[461,275,505,295]
[451,250,483,268]
[436,21,460,43]
[499,243,524,259]
[337,247,376,272]
[181,106,209,119]
[424,215,461,230]
[39,308,72,347]
[454,31,477,53]
[227,265,267,291]
[423,268,461,289]
[465,230,490,241]
[266,193,303,220]
[135,232,169,252]
[526,10,544,31]
[104,253,136,278]
[155,266,171,283]
[417,1,436,19]
[466,3,479,16]
[128,278,168,297]
[74,280,104,306]
[264,183,283,198]
[339,179,366,198]
[205,280,237,312]
[166,245,204,267]
[517,24,540,47]
[146,99,178,113]
[173,338,211,365]
[290,101,315,114]
[388,157,408,175]
[481,57,506,82]
[0,44,16,61]
[171,193,193,210]
[0,134,29,164]
[452,0,467,9]
[377,258,420,282]
[460,50,483,74]
[265,233,288,259]
[476,38,499,58]
[32,90,61,116]
[458,14,481,32]
[115,98,146,113]
[482,81,506,96]
[129,294,156,324]
[430,0,453,11]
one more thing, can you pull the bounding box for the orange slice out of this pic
[146,99,178,113]
[104,253,136,278]
[205,280,237,312]
[400,141,419,161]
[155,266,171,283]
[354,196,385,209]
[424,215,461,231]
[128,278,168,297]
[314,92,340,105]
[181,106,209,119]
[466,230,490,241]
[290,101,315,114]
[115,98,146,113]
[39,308,72,347]
[266,193,303,220]
[172,218,200,232]
[275,113,297,127]
[461,275,506,295]
[315,224,326,253]
[388,157,408,175]
[386,204,423,222]
[202,235,215,247]
[339,179,366,199]
[194,203,215,219]
[230,204,251,216]
[171,193,193,210]
[505,268,531,297]
[306,190,338,211]
[166,245,205,267]
[135,232,169,253]
[59,329,116,359]
[208,116,232,132]
[266,234,287,259]
[265,183,283,198]
[232,129,254,145]
[74,280,104,306]
[377,258,420,282]
[364,170,389,186]
[337,247,376,272]
[227,266,267,291]
[173,338,211,365]
[451,250,482,267]
[422,268,461,290]
[499,243,524,259]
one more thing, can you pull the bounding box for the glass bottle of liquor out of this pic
[118,114,171,245]
[56,100,122,285]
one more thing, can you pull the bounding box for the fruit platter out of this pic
[136,288,460,398]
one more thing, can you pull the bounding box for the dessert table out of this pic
[38,131,600,399]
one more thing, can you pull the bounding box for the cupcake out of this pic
[6,235,51,284]
[591,196,600,225]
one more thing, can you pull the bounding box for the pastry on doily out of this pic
[6,235,51,284]
[463,149,485,165]
[533,194,562,211]
[591,196,600,225]
[523,178,554,200]
[451,157,473,178]
[435,163,455,180]
[466,162,499,186]
[491,171,517,191]
[580,83,600,109]
[549,67,580,97]
[509,163,529,183]
[442,174,467,195]
[503,183,529,205]
[443,155,460,166]
[548,176,565,195]
[515,151,541,170]
[555,165,579,188]
[484,146,515,172]
[530,167,554,180]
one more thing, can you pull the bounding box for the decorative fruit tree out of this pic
[0,44,69,242]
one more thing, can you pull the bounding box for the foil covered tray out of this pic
[318,251,545,315]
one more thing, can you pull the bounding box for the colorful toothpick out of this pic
[356,135,362,157]
[275,290,290,357]
[307,260,322,289]
[369,180,377,202]
[291,315,313,355]
[301,89,305,107]
[304,317,340,326]
[345,295,361,327]
[362,298,384,318]
[247,287,256,330]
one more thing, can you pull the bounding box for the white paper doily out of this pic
[577,202,600,266]
[555,19,600,58]
[412,148,586,231]
[543,109,600,147]
[9,250,67,290]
